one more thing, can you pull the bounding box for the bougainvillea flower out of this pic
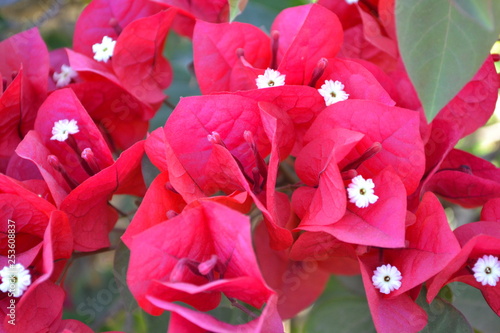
[355,192,460,332]
[313,58,395,106]
[73,0,163,59]
[126,201,275,316]
[193,4,343,94]
[424,149,500,208]
[71,8,176,109]
[427,221,500,315]
[152,0,245,38]
[300,167,407,248]
[303,99,425,194]
[362,192,460,296]
[0,174,76,332]
[15,89,146,251]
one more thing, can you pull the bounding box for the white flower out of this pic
[50,119,80,142]
[346,0,359,4]
[92,36,116,63]
[53,64,78,88]
[472,255,500,286]
[347,175,378,208]
[372,264,402,294]
[256,68,286,89]
[0,264,31,298]
[318,79,349,106]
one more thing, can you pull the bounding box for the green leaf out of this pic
[396,0,500,121]
[416,288,473,333]
[228,0,248,22]
[449,282,500,333]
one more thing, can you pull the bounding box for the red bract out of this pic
[300,168,407,248]
[193,20,271,94]
[73,0,163,59]
[427,221,500,315]
[0,174,74,332]
[193,4,343,93]
[481,198,500,222]
[253,223,330,319]
[230,85,325,155]
[0,69,23,173]
[293,128,364,226]
[126,201,275,317]
[112,9,176,107]
[152,0,241,37]
[314,58,395,105]
[71,8,176,110]
[155,295,283,333]
[15,89,146,251]
[0,28,48,134]
[50,49,154,150]
[432,56,498,138]
[0,28,49,172]
[304,99,425,194]
[163,94,270,194]
[289,231,360,275]
[425,149,500,208]
[356,192,460,333]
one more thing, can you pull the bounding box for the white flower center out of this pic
[52,64,78,88]
[472,255,500,286]
[346,0,359,4]
[372,264,402,294]
[318,79,349,106]
[347,175,378,208]
[0,263,31,298]
[50,119,80,142]
[92,36,116,63]
[256,68,286,89]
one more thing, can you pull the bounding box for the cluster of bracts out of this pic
[0,0,499,332]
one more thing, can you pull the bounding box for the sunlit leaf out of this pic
[396,0,500,121]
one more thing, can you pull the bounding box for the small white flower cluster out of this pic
[53,64,78,88]
[473,255,500,286]
[347,175,379,208]
[50,119,80,142]
[318,79,349,106]
[346,0,359,4]
[0,264,31,298]
[256,68,286,89]
[372,264,402,294]
[92,36,116,63]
